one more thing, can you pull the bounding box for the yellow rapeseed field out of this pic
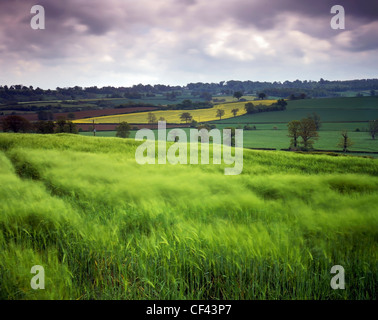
[73,100,277,124]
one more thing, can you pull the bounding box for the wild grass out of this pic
[0,133,377,300]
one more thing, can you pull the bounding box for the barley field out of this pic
[0,133,377,300]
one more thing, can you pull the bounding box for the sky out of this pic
[0,0,377,89]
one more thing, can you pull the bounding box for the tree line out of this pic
[1,115,78,134]
[2,78,378,104]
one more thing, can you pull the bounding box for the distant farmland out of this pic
[76,96,378,155]
[209,96,378,156]
[214,96,378,124]
[73,100,276,124]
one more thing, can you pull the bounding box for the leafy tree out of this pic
[277,99,287,109]
[147,112,157,124]
[370,90,376,96]
[181,100,193,108]
[244,102,255,114]
[56,117,67,133]
[299,93,307,99]
[1,115,32,133]
[231,108,239,117]
[307,112,321,130]
[67,112,76,120]
[55,117,78,134]
[200,92,212,101]
[34,120,55,134]
[116,121,131,138]
[233,91,243,101]
[190,120,198,128]
[216,109,225,120]
[287,120,301,149]
[65,121,78,134]
[180,112,193,123]
[124,91,142,99]
[337,131,353,152]
[368,120,378,139]
[197,123,217,142]
[298,118,319,150]
[258,92,267,99]
[244,124,256,130]
[158,117,166,122]
[37,110,53,121]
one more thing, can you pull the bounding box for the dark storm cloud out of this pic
[206,0,377,28]
[336,20,378,52]
[1,0,377,54]
[282,0,378,21]
[0,0,377,88]
[217,0,378,48]
[43,1,111,35]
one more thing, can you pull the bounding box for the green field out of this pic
[214,96,378,124]
[198,96,378,155]
[0,133,377,299]
[80,127,378,155]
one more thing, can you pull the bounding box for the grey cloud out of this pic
[336,21,378,52]
[0,0,377,88]
[1,0,377,50]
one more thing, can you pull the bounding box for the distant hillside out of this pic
[214,96,378,124]
[1,78,378,104]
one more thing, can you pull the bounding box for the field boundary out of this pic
[280,148,378,155]
[244,147,378,155]
[211,120,371,124]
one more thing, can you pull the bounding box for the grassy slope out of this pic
[0,133,377,300]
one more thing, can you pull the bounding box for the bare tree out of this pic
[368,120,378,139]
[337,130,353,152]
